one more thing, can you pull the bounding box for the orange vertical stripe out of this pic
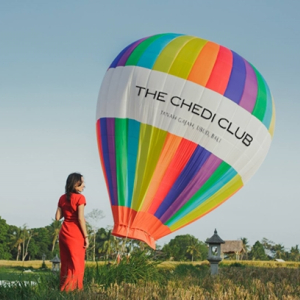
[205,45,233,95]
[148,138,197,214]
[130,211,171,244]
[111,206,171,249]
[140,134,182,212]
[188,41,220,87]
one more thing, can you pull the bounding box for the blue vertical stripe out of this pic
[224,51,246,104]
[126,119,140,207]
[137,33,182,69]
[164,168,237,226]
[154,145,210,219]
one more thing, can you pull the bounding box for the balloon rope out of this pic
[120,213,133,259]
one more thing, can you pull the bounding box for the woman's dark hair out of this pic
[65,173,83,202]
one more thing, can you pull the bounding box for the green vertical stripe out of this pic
[169,38,208,79]
[153,35,194,73]
[115,118,128,207]
[251,65,267,121]
[165,162,231,225]
[125,34,167,66]
[131,124,167,211]
[169,175,243,231]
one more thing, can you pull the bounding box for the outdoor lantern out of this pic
[50,254,61,272]
[42,253,46,263]
[205,229,225,275]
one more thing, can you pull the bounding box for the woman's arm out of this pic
[55,207,63,220]
[78,204,89,248]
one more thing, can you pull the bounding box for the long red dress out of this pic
[58,193,86,291]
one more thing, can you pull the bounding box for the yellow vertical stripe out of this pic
[169,175,243,231]
[269,96,276,138]
[131,125,167,211]
[169,38,208,79]
[139,134,183,212]
[153,36,194,73]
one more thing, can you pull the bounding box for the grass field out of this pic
[0,260,52,269]
[1,259,300,299]
[2,259,299,269]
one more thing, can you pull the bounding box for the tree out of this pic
[27,239,40,260]
[249,241,268,260]
[102,233,115,261]
[97,227,112,259]
[272,243,285,260]
[9,224,37,261]
[240,237,250,259]
[31,227,52,259]
[21,226,37,261]
[261,238,275,250]
[0,217,11,260]
[290,245,300,261]
[186,244,201,262]
[48,220,62,252]
[162,234,206,261]
[10,226,23,261]
[86,209,105,261]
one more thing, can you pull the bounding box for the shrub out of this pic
[86,250,162,288]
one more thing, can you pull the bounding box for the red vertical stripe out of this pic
[96,120,110,197]
[206,46,233,95]
[148,139,197,214]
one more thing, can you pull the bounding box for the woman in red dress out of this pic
[55,173,89,291]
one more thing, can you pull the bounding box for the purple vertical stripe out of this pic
[238,60,258,113]
[224,51,246,104]
[160,155,222,223]
[100,119,116,205]
[106,118,118,205]
[109,42,136,69]
[154,146,210,219]
[116,37,149,67]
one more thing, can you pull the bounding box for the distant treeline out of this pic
[0,216,299,262]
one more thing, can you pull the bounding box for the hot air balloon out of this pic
[96,33,275,249]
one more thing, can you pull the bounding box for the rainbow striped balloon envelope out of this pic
[96,33,275,248]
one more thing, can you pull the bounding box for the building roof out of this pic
[221,240,245,253]
[50,254,61,263]
[205,229,225,244]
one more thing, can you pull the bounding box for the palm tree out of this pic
[98,227,112,259]
[22,229,37,261]
[10,227,23,261]
[86,209,105,261]
[137,240,146,251]
[186,244,201,262]
[240,237,250,259]
[273,243,285,259]
[102,235,116,261]
[49,220,62,252]
[290,245,300,261]
[10,225,36,261]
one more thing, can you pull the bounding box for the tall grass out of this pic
[1,258,300,299]
[0,270,60,300]
[85,250,162,287]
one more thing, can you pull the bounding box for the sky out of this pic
[1,0,299,250]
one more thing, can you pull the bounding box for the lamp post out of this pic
[50,254,61,272]
[205,229,225,275]
[42,253,46,268]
